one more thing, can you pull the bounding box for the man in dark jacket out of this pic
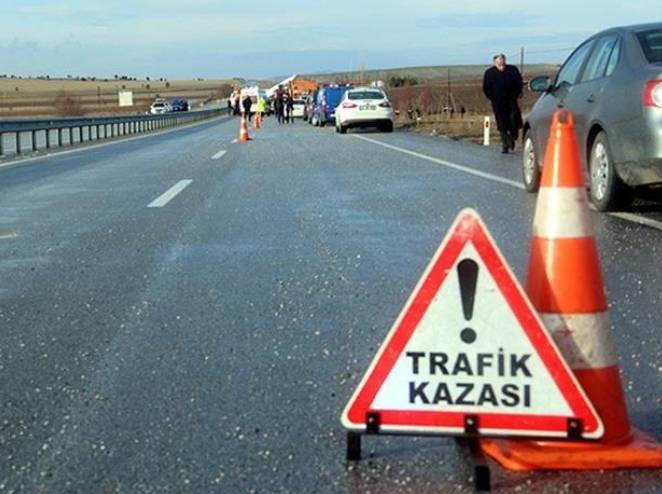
[242,94,253,121]
[483,54,523,153]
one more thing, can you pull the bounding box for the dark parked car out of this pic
[170,97,189,112]
[303,93,316,122]
[311,86,350,127]
[522,23,662,211]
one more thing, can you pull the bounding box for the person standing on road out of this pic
[275,91,285,124]
[257,95,267,122]
[285,96,294,124]
[482,53,523,154]
[242,93,252,122]
[233,91,241,116]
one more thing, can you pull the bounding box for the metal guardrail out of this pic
[0,108,229,157]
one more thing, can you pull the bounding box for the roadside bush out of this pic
[53,91,84,116]
[388,76,418,88]
[215,84,233,99]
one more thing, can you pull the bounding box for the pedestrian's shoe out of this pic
[501,147,509,154]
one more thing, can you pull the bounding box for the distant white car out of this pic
[150,101,171,114]
[291,99,305,118]
[335,87,394,133]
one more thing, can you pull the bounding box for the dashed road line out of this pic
[211,150,227,160]
[147,180,193,208]
[0,114,230,171]
[354,134,662,233]
[231,138,238,144]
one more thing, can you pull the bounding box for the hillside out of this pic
[301,63,559,84]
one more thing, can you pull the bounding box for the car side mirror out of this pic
[529,76,552,92]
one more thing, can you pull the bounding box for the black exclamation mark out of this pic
[457,259,479,344]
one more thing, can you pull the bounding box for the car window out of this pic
[348,91,385,100]
[555,40,595,88]
[605,39,621,76]
[637,29,662,63]
[581,35,619,82]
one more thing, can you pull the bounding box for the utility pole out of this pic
[520,47,525,76]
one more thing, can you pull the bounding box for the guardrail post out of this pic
[57,128,63,147]
[16,132,21,154]
[0,132,3,156]
[46,129,51,149]
[69,127,74,145]
[32,130,38,151]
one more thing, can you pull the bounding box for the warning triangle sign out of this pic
[341,209,603,439]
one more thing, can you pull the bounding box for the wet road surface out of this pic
[0,116,660,493]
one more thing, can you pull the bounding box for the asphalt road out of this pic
[0,115,660,493]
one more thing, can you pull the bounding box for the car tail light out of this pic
[342,103,357,109]
[378,101,392,108]
[643,80,662,108]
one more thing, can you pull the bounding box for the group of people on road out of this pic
[273,89,295,125]
[228,83,298,125]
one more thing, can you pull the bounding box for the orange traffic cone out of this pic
[480,109,662,470]
[239,113,251,142]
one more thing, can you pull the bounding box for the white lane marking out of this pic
[231,138,238,144]
[211,150,227,160]
[607,211,662,231]
[353,134,524,189]
[0,114,230,171]
[354,134,662,233]
[147,179,193,208]
[0,232,19,240]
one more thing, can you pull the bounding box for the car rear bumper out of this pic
[340,117,393,128]
[615,158,662,187]
[612,108,662,187]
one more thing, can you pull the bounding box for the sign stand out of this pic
[346,421,492,492]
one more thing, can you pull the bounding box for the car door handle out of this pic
[587,94,596,103]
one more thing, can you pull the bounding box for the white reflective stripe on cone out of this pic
[533,187,594,239]
[540,312,618,369]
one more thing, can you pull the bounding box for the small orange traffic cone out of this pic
[480,109,662,470]
[239,113,251,142]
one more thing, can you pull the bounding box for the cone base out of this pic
[480,428,662,471]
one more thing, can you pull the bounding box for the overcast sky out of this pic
[1,0,657,80]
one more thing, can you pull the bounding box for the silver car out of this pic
[522,23,662,211]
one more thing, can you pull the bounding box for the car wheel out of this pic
[383,121,394,133]
[522,130,541,193]
[589,131,632,211]
[339,125,347,134]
